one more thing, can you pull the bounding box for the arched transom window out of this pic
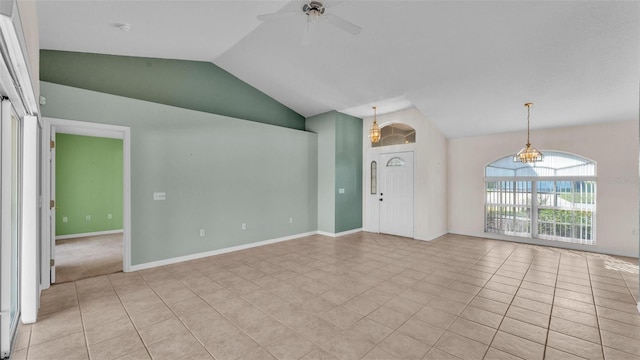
[485,151,596,245]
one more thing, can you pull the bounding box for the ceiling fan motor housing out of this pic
[303,1,326,16]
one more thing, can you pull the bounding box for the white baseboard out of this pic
[56,229,123,241]
[448,231,639,258]
[317,228,363,238]
[414,231,448,242]
[129,231,317,272]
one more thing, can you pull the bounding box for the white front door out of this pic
[379,151,414,238]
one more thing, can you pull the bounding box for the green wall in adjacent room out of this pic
[40,50,305,130]
[55,134,123,236]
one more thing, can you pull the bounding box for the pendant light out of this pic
[369,106,381,143]
[514,102,543,163]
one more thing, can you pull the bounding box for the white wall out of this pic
[448,119,639,257]
[363,107,448,241]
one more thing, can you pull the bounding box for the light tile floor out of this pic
[12,232,640,360]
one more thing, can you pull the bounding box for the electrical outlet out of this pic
[108,213,112,219]
[62,217,68,223]
[85,215,91,221]
[242,223,247,230]
[199,229,205,237]
[289,217,293,223]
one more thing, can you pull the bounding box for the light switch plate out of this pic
[153,192,166,200]
[338,188,345,194]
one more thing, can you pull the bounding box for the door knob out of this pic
[379,198,383,201]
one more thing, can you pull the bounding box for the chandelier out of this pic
[369,106,381,143]
[514,103,543,163]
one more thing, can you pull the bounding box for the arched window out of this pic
[485,151,596,245]
[372,123,415,147]
[386,157,405,167]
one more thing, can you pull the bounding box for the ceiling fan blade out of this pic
[325,13,361,35]
[301,20,317,46]
[257,11,300,22]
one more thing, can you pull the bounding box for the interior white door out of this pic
[49,126,56,283]
[379,151,414,238]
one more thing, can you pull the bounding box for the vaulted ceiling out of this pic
[37,1,639,138]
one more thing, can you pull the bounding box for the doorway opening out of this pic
[53,133,124,283]
[41,118,131,288]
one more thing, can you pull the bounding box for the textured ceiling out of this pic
[37,1,639,138]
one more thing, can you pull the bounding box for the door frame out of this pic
[40,117,131,289]
[364,141,417,237]
[0,99,21,357]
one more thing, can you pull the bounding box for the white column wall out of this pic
[362,107,448,241]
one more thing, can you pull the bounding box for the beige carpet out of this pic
[55,233,123,283]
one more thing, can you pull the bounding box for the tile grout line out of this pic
[33,234,638,360]
[480,244,539,359]
[585,256,607,360]
[541,250,562,359]
[73,282,91,360]
[135,268,225,359]
[104,273,155,360]
[434,239,512,359]
[401,239,519,358]
[355,246,446,360]
[159,259,356,360]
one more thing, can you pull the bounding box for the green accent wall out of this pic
[335,112,363,233]
[41,82,317,266]
[40,50,305,130]
[306,111,363,234]
[305,112,336,233]
[55,134,123,236]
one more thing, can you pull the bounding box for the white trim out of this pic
[55,229,123,241]
[51,124,124,140]
[449,231,638,258]
[414,231,448,242]
[20,115,37,323]
[129,231,317,272]
[46,118,125,139]
[317,231,336,237]
[0,5,38,117]
[317,228,363,238]
[39,121,50,289]
[0,100,13,357]
[637,301,640,315]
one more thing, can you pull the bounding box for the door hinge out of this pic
[50,200,55,209]
[50,140,55,149]
[50,259,55,267]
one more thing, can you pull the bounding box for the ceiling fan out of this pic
[257,1,362,44]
